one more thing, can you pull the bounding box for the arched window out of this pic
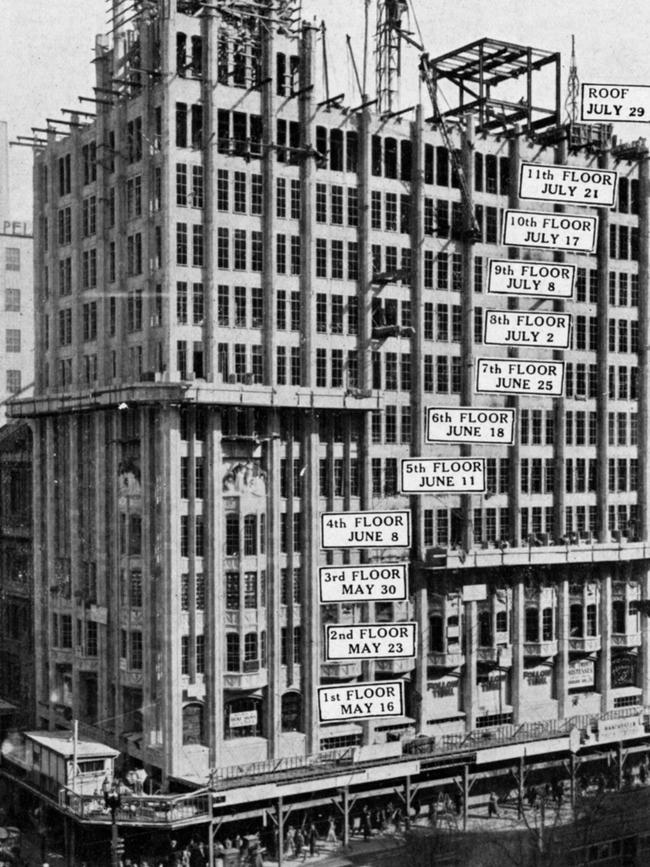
[224,696,263,739]
[281,692,302,732]
[182,702,205,745]
[525,607,539,642]
[496,611,508,634]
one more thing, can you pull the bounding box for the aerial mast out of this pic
[565,34,579,123]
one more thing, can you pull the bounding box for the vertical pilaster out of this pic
[599,572,612,713]
[410,105,428,730]
[302,413,321,754]
[261,23,276,384]
[511,579,524,724]
[45,417,56,728]
[161,408,182,781]
[32,421,45,723]
[68,416,80,721]
[556,574,569,719]
[507,137,522,544]
[265,412,283,758]
[299,24,315,387]
[596,150,611,541]
[460,119,475,552]
[463,600,478,730]
[553,139,569,542]
[640,566,650,705]
[206,410,224,768]
[636,155,649,538]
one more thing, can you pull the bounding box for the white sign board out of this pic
[325,623,417,660]
[483,310,572,349]
[401,458,486,494]
[568,659,595,689]
[318,681,405,722]
[582,83,650,123]
[462,584,488,602]
[426,407,515,445]
[598,715,644,743]
[476,358,565,396]
[502,209,598,252]
[319,563,408,602]
[321,511,411,549]
[229,710,257,728]
[519,162,617,207]
[487,260,575,298]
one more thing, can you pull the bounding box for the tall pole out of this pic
[111,808,119,867]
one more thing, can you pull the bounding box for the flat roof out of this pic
[25,731,119,760]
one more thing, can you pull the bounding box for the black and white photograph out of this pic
[1,1,650,864]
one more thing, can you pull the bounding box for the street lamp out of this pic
[103,780,122,867]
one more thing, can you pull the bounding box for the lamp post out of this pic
[103,781,122,867]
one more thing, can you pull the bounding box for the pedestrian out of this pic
[488,791,499,818]
[326,816,337,844]
[453,790,462,816]
[284,825,295,856]
[362,806,371,840]
[308,822,318,856]
[294,828,305,859]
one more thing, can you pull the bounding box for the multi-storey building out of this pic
[7,0,650,855]
[0,121,34,426]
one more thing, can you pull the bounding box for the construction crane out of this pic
[376,0,480,240]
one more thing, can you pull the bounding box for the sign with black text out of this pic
[487,260,575,298]
[426,407,515,444]
[483,310,572,349]
[476,358,565,396]
[321,511,411,549]
[325,623,417,661]
[582,83,650,123]
[319,564,408,602]
[502,210,598,252]
[318,681,405,722]
[401,458,486,493]
[519,162,617,207]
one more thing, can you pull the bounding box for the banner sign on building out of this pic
[502,209,598,252]
[400,458,486,494]
[582,83,650,123]
[318,681,405,722]
[483,310,572,349]
[426,407,515,445]
[476,358,565,396]
[519,162,617,207]
[321,511,411,549]
[325,623,417,661]
[487,259,575,298]
[319,564,408,602]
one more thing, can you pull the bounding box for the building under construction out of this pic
[5,0,650,860]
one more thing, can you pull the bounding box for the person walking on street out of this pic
[488,791,499,818]
[308,823,318,857]
[326,816,337,844]
[294,828,305,859]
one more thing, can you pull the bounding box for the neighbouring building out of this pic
[0,120,34,425]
